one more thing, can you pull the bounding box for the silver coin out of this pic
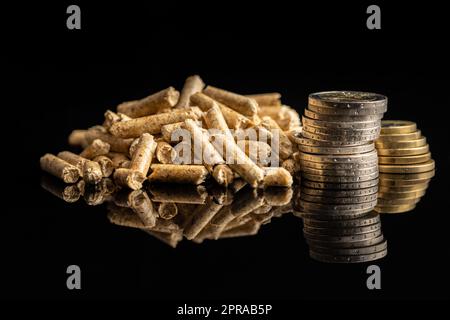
[309,248,387,263]
[301,165,379,177]
[301,171,379,183]
[300,158,379,170]
[302,129,380,143]
[298,198,378,212]
[300,193,378,205]
[303,222,381,236]
[303,228,382,242]
[301,178,379,189]
[298,150,378,163]
[301,211,380,227]
[308,103,387,116]
[301,186,379,197]
[302,115,381,129]
[304,109,384,122]
[311,240,387,256]
[303,124,381,137]
[308,91,388,109]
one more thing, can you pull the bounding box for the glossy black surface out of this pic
[3,0,449,301]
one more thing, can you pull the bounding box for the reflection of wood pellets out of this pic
[211,164,234,187]
[117,87,180,118]
[148,184,207,204]
[58,151,103,184]
[219,220,260,239]
[109,107,201,138]
[155,141,176,164]
[80,139,110,159]
[40,175,81,203]
[262,167,293,187]
[264,187,293,206]
[83,179,115,205]
[40,154,80,183]
[148,164,209,185]
[230,187,265,219]
[142,229,183,248]
[158,202,178,220]
[128,189,157,227]
[246,92,281,106]
[183,197,223,240]
[203,85,258,117]
[175,75,205,109]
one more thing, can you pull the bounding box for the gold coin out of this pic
[304,109,383,122]
[377,144,429,156]
[378,159,435,173]
[380,120,417,134]
[379,170,435,181]
[378,182,429,192]
[377,152,431,164]
[377,130,422,141]
[302,115,381,129]
[378,189,426,199]
[375,137,427,149]
[374,204,416,214]
[377,197,421,206]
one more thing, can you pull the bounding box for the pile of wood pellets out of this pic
[40,75,301,190]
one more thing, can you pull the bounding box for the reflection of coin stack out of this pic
[375,121,435,214]
[293,91,388,263]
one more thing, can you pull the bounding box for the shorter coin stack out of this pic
[375,120,435,214]
[294,91,388,263]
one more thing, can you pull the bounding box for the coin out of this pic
[378,159,435,173]
[377,152,431,165]
[377,197,421,206]
[374,204,416,214]
[299,158,379,170]
[303,228,382,242]
[311,239,387,256]
[309,248,387,263]
[380,120,417,134]
[304,109,384,122]
[377,130,422,141]
[378,189,426,199]
[304,222,381,236]
[300,193,378,205]
[377,144,429,156]
[298,150,378,163]
[301,178,379,189]
[303,124,381,137]
[308,91,387,108]
[378,182,429,193]
[298,198,378,212]
[301,186,378,197]
[302,130,380,143]
[297,209,374,220]
[308,103,387,116]
[302,171,379,183]
[301,165,378,177]
[306,234,385,249]
[297,143,375,155]
[302,116,381,130]
[375,137,427,149]
[302,211,380,228]
[379,170,435,181]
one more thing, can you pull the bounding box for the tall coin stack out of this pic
[294,91,388,263]
[375,120,435,214]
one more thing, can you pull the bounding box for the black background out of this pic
[2,0,449,307]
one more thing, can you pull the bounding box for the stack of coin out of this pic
[293,91,388,263]
[375,120,435,213]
